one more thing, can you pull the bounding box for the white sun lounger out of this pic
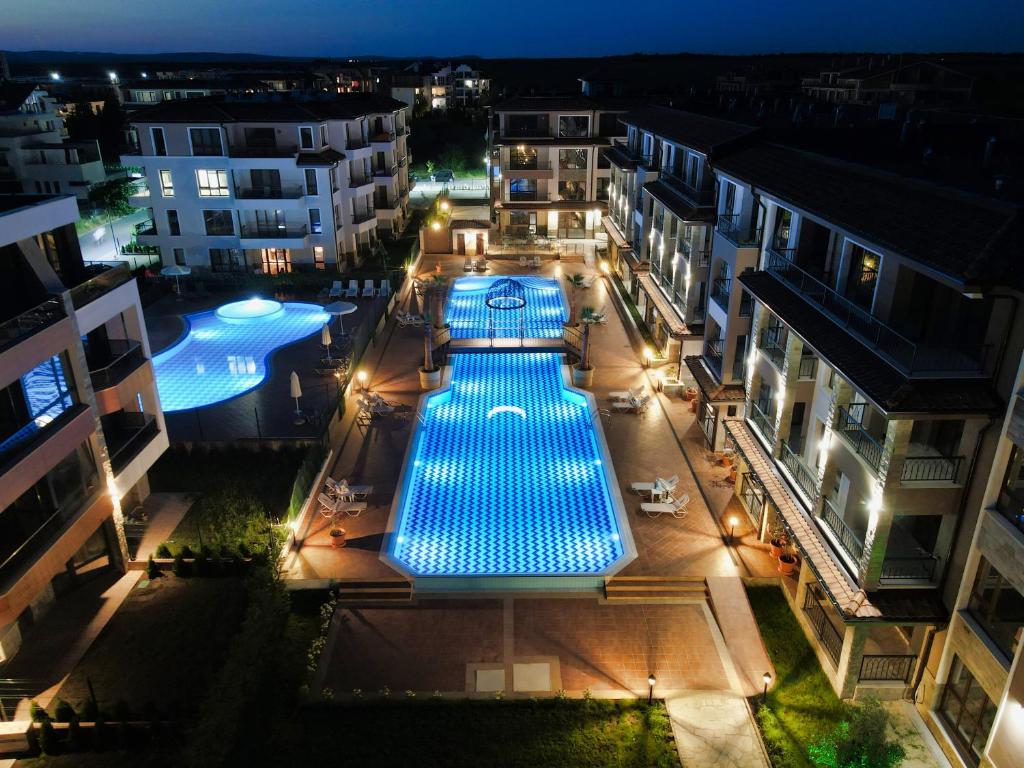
[361,279,376,297]
[329,280,343,298]
[609,387,643,402]
[326,478,373,500]
[612,394,651,413]
[630,474,679,497]
[642,494,690,519]
[344,279,359,298]
[519,255,528,267]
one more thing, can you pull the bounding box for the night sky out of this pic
[2,0,1022,58]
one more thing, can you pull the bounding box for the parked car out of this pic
[431,169,455,183]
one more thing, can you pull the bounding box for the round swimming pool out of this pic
[153,300,329,412]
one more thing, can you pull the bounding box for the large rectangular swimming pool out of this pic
[445,276,567,339]
[387,353,630,577]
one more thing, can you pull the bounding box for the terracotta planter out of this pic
[419,366,442,390]
[330,528,347,548]
[571,365,594,387]
[684,387,697,402]
[689,399,698,413]
[769,539,785,559]
[777,553,799,577]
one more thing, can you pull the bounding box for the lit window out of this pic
[196,169,229,197]
[159,170,174,197]
[313,246,325,270]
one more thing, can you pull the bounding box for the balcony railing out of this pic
[704,339,724,378]
[352,211,376,225]
[710,277,731,310]
[780,442,819,501]
[371,131,396,142]
[70,262,133,310]
[859,654,915,683]
[88,340,146,390]
[234,185,304,200]
[105,412,159,474]
[798,355,818,379]
[834,405,884,473]
[749,401,776,446]
[509,191,539,202]
[240,225,308,239]
[759,329,787,369]
[228,145,296,158]
[350,176,372,188]
[765,251,990,376]
[0,297,66,353]
[346,137,369,150]
[135,219,156,236]
[680,244,711,268]
[660,171,715,206]
[717,213,763,247]
[802,588,844,667]
[880,555,939,582]
[901,455,964,483]
[373,164,398,177]
[821,497,865,564]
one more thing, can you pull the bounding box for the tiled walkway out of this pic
[667,692,769,768]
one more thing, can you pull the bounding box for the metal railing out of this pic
[373,164,398,177]
[759,328,787,369]
[802,589,844,667]
[821,497,865,563]
[352,211,376,225]
[749,401,776,446]
[859,654,915,683]
[134,219,156,236]
[509,192,539,201]
[106,412,159,474]
[234,185,304,199]
[717,213,763,247]
[798,355,818,379]
[780,442,819,500]
[239,224,308,239]
[0,297,65,353]
[880,555,939,582]
[70,262,133,309]
[349,176,372,188]
[346,137,369,150]
[371,131,396,142]
[660,171,715,205]
[711,277,731,310]
[834,405,885,473]
[900,455,964,483]
[508,160,551,171]
[228,145,296,158]
[765,251,989,376]
[704,339,724,378]
[88,340,146,390]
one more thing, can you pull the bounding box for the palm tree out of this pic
[565,273,586,325]
[427,275,449,330]
[577,307,606,372]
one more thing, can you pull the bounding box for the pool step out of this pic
[334,578,414,604]
[604,576,709,602]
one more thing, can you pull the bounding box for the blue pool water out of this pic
[445,276,567,339]
[153,300,329,412]
[390,353,625,576]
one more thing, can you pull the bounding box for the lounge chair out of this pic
[344,279,359,298]
[396,311,424,327]
[642,494,690,519]
[464,258,473,272]
[609,387,643,402]
[317,492,367,517]
[612,394,651,413]
[474,260,487,273]
[378,279,391,297]
[581,275,596,289]
[630,474,679,498]
[329,280,343,298]
[330,478,374,500]
[531,256,541,268]
[519,255,528,267]
[361,279,376,297]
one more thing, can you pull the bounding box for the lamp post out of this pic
[762,672,772,705]
[647,673,656,706]
[729,515,739,544]
[356,369,368,393]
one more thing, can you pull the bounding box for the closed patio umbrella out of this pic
[321,324,333,361]
[290,371,304,425]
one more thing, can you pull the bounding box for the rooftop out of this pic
[619,106,758,156]
[715,143,1023,289]
[491,95,643,113]
[127,93,408,124]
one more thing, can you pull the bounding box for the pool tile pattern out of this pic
[392,353,623,576]
[445,276,567,339]
[153,302,329,412]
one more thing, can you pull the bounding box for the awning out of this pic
[603,218,630,250]
[637,273,688,337]
[684,356,745,403]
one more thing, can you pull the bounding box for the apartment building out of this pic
[488,97,630,242]
[429,64,489,111]
[800,61,974,106]
[0,83,106,202]
[122,94,411,274]
[0,194,168,661]
[686,142,1024,714]
[603,106,758,367]
[121,78,272,111]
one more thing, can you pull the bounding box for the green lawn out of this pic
[747,586,847,768]
[56,576,246,715]
[272,699,680,768]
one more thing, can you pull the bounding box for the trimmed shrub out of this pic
[156,543,172,558]
[30,700,48,722]
[53,698,75,723]
[146,555,161,579]
[179,545,194,559]
[172,554,192,578]
[37,719,58,755]
[80,698,99,723]
[288,442,327,522]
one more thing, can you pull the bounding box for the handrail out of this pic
[802,588,844,666]
[834,404,884,473]
[0,297,66,353]
[70,262,133,310]
[711,277,731,310]
[749,401,776,446]
[901,455,964,483]
[240,224,308,239]
[820,497,865,563]
[859,654,915,683]
[759,328,787,370]
[234,185,304,200]
[88,339,146,389]
[703,339,724,377]
[780,442,818,500]
[880,555,939,582]
[717,213,763,247]
[107,413,159,473]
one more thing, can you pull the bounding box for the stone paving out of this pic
[667,692,769,768]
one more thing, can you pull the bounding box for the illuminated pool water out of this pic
[153,300,329,412]
[445,276,567,339]
[388,353,629,577]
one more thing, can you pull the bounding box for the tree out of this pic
[565,273,586,325]
[577,308,606,371]
[808,699,905,768]
[87,177,137,217]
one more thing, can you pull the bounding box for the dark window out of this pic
[558,115,590,138]
[203,210,234,236]
[173,248,185,266]
[189,128,223,156]
[299,126,314,150]
[308,208,322,234]
[209,248,243,273]
[939,656,997,766]
[598,112,622,137]
[509,178,537,201]
[166,210,180,236]
[967,556,1024,661]
[558,180,587,201]
[0,354,77,461]
[151,127,167,156]
[243,127,276,148]
[304,168,318,196]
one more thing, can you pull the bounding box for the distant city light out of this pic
[108,71,119,82]
[141,71,148,78]
[49,71,60,81]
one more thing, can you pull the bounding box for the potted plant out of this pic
[769,523,787,559]
[565,273,586,326]
[329,523,346,548]
[778,548,799,577]
[572,308,605,387]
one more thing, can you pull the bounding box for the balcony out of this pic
[858,655,916,683]
[352,210,376,225]
[509,191,539,202]
[349,175,372,189]
[765,251,990,376]
[759,329,787,370]
[703,339,724,378]
[660,171,715,206]
[88,340,146,391]
[717,213,762,248]
[798,354,818,379]
[0,297,65,353]
[802,587,844,667]
[103,412,160,474]
[820,497,865,564]
[69,262,133,310]
[346,137,369,150]
[227,145,296,158]
[710,277,731,310]
[234,185,304,200]
[240,225,308,239]
[680,244,711,268]
[371,131,396,143]
[880,555,939,582]
[834,405,884,473]
[900,454,964,483]
[373,164,398,178]
[780,442,819,501]
[749,401,776,446]
[508,161,552,172]
[135,219,156,236]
